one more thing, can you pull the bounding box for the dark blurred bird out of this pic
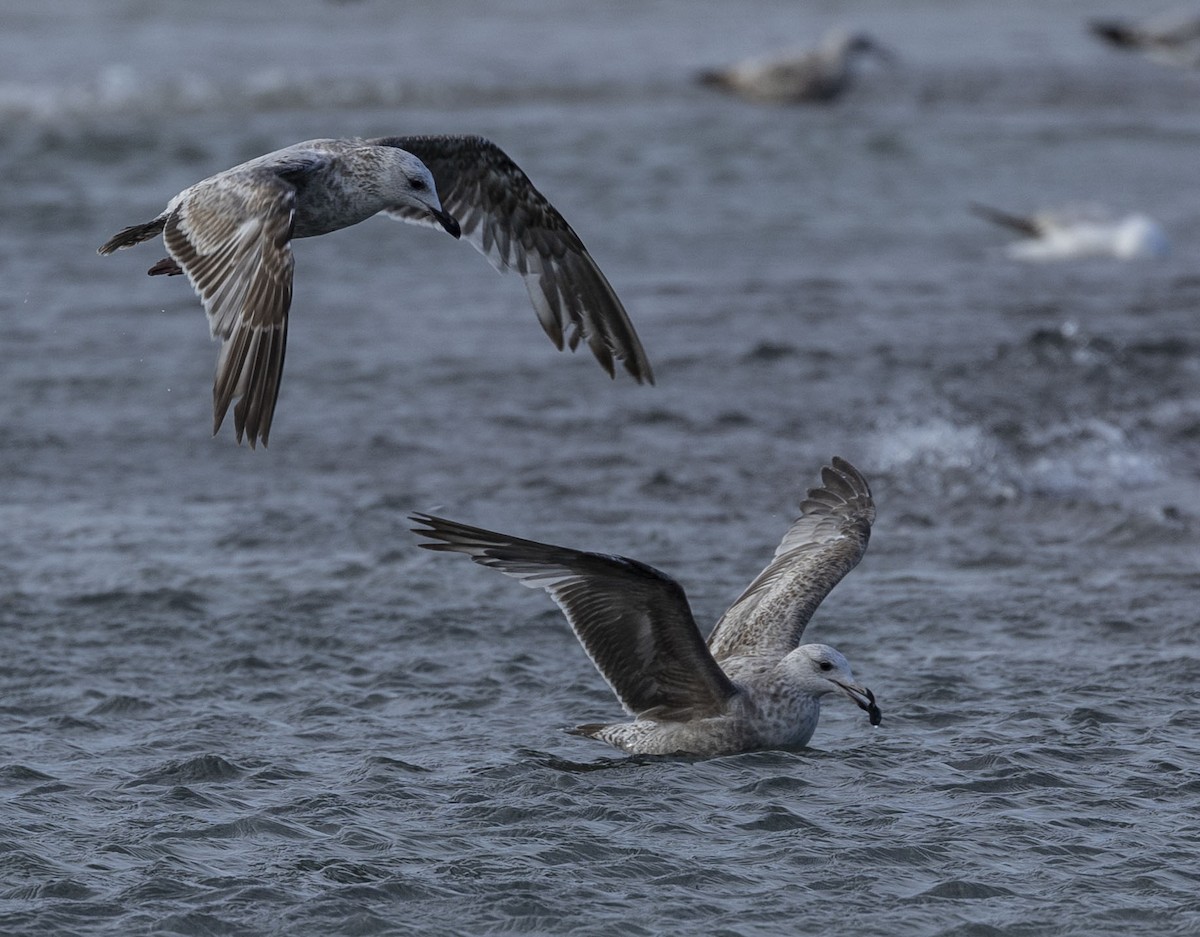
[1089,11,1200,66]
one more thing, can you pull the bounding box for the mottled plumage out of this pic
[705,458,876,662]
[412,457,881,756]
[98,135,652,447]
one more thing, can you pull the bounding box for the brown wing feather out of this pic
[163,170,296,447]
[411,514,737,721]
[706,458,875,662]
[371,134,653,385]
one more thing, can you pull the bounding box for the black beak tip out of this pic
[859,686,882,726]
[436,210,461,240]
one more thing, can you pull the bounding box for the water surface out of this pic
[1,1,1198,934]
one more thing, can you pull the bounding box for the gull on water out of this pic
[412,457,882,756]
[970,202,1171,262]
[98,135,653,447]
[1089,11,1200,67]
[696,29,894,104]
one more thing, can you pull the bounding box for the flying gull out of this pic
[697,29,894,104]
[411,457,881,756]
[98,135,653,447]
[970,202,1170,261]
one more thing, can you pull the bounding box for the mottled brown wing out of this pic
[411,513,736,721]
[706,458,875,663]
[163,169,297,447]
[371,134,653,385]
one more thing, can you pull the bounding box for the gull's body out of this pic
[412,457,881,756]
[697,29,891,104]
[970,202,1170,261]
[99,135,652,447]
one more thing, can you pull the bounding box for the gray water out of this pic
[2,0,1199,934]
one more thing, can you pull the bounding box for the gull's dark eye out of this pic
[819,661,833,672]
[410,177,428,191]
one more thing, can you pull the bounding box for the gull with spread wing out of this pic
[411,457,881,756]
[98,135,652,447]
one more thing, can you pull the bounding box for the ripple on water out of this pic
[3,3,1200,936]
[86,694,156,716]
[126,755,244,787]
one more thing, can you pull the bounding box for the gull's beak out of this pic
[838,681,882,726]
[431,206,461,239]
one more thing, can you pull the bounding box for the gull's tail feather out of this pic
[98,216,168,255]
[569,723,608,739]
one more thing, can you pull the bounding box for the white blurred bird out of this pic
[970,203,1171,262]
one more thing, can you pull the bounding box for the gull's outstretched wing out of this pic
[161,165,309,447]
[412,514,736,721]
[372,134,653,385]
[706,457,875,663]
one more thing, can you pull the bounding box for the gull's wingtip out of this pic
[814,456,873,504]
[409,512,476,553]
[409,511,439,535]
[828,455,868,483]
[626,352,655,386]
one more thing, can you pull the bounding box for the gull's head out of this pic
[1114,215,1170,260]
[788,643,882,726]
[384,149,461,239]
[825,30,896,67]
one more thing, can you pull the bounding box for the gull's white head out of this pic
[380,148,461,239]
[786,643,882,725]
[1113,215,1170,259]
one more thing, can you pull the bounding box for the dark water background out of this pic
[2,1,1199,934]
